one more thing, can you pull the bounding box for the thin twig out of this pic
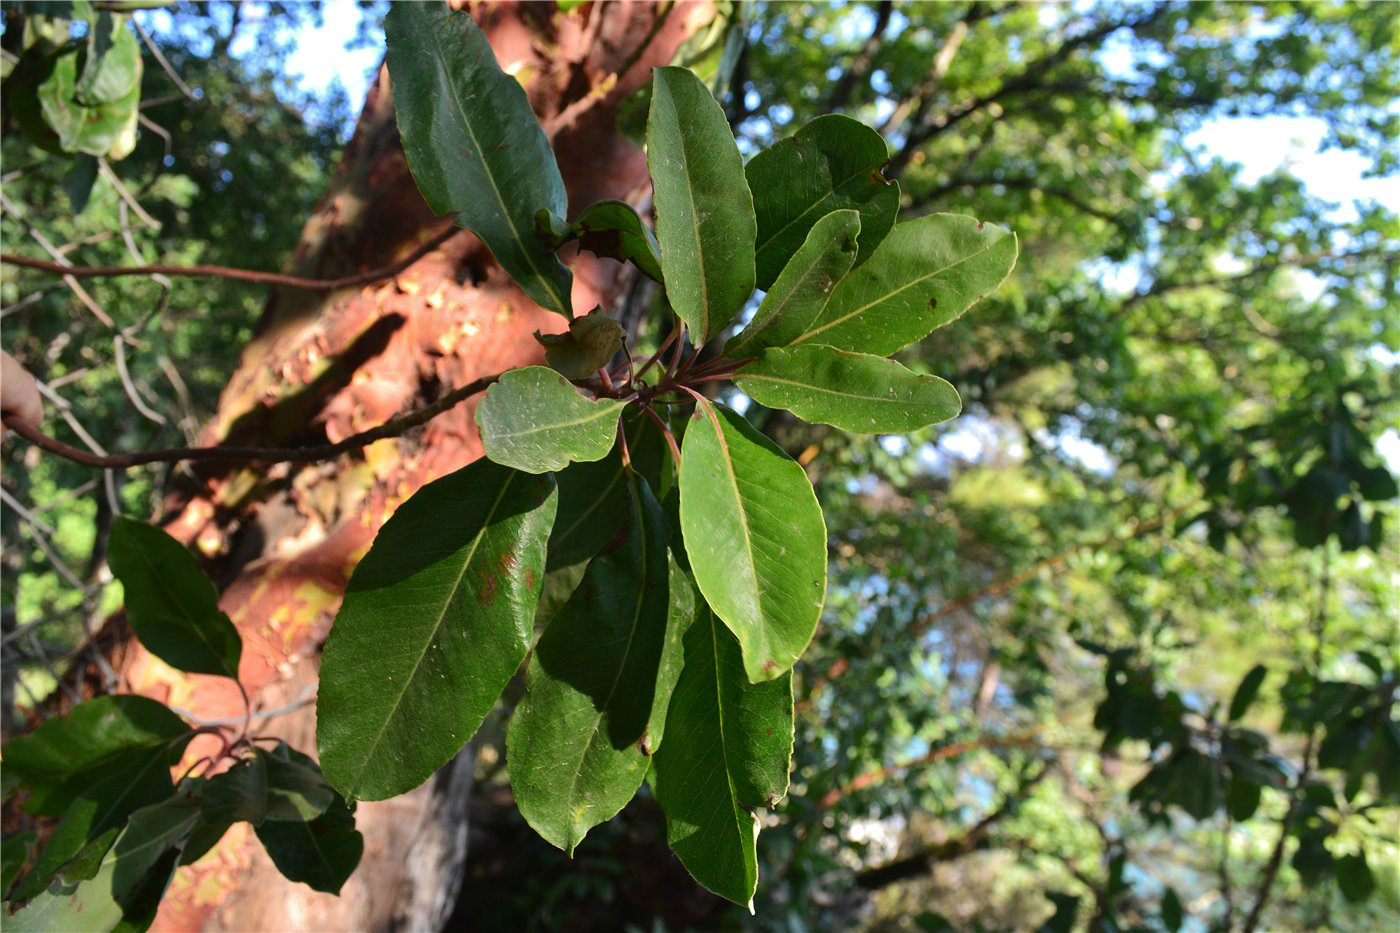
[0,225,458,292]
[3,370,502,469]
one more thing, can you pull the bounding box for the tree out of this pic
[3,2,1397,933]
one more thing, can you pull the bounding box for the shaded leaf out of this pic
[318,460,556,801]
[2,696,190,817]
[476,366,623,473]
[1228,664,1268,722]
[650,611,793,907]
[647,66,756,344]
[107,517,242,680]
[725,210,861,358]
[535,309,627,380]
[571,200,663,282]
[745,114,899,289]
[385,2,572,314]
[793,214,1018,356]
[254,792,362,895]
[1336,851,1375,903]
[679,402,826,682]
[736,345,961,434]
[509,474,672,852]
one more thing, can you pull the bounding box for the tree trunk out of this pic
[124,4,712,929]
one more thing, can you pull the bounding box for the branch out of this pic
[820,734,1039,808]
[0,225,457,292]
[2,371,501,470]
[824,0,895,112]
[910,175,1130,227]
[853,765,1050,889]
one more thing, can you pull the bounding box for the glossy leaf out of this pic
[647,66,756,344]
[735,345,961,434]
[317,460,556,801]
[107,517,242,680]
[2,696,190,817]
[745,114,899,289]
[476,366,623,473]
[384,2,572,315]
[571,200,664,282]
[650,611,793,907]
[254,792,363,896]
[725,210,861,358]
[679,402,826,682]
[793,214,1018,356]
[509,474,672,853]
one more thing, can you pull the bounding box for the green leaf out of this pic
[0,796,194,933]
[745,114,899,290]
[107,517,242,680]
[508,473,673,853]
[1228,664,1268,722]
[200,744,330,827]
[13,752,178,904]
[735,345,961,434]
[317,460,556,801]
[1161,886,1184,931]
[647,557,700,753]
[792,214,1019,356]
[476,366,623,473]
[650,611,793,908]
[2,830,37,897]
[1226,776,1261,821]
[74,14,140,106]
[547,449,631,572]
[534,309,628,380]
[30,37,141,159]
[254,792,362,895]
[647,66,756,344]
[679,402,826,682]
[725,210,861,358]
[1336,851,1375,903]
[2,696,190,817]
[384,2,572,315]
[571,200,664,282]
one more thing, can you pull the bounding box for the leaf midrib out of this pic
[731,228,841,356]
[792,235,1002,346]
[496,398,622,440]
[708,613,752,895]
[343,472,517,795]
[429,22,566,313]
[130,545,235,678]
[669,83,713,342]
[737,371,945,408]
[706,405,762,624]
[754,159,879,261]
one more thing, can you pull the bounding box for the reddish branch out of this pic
[819,734,1039,808]
[2,371,500,469]
[0,225,456,292]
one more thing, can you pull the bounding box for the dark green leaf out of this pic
[509,473,673,852]
[1161,887,1184,931]
[792,214,1018,356]
[650,611,793,907]
[384,2,572,315]
[1336,851,1375,902]
[318,460,556,801]
[736,345,962,433]
[646,557,699,753]
[647,66,756,344]
[1228,664,1268,722]
[571,200,664,282]
[724,210,861,358]
[63,154,98,213]
[476,366,623,473]
[2,830,37,897]
[1226,776,1261,821]
[2,695,190,817]
[254,792,362,895]
[679,402,826,681]
[745,113,899,289]
[107,517,242,680]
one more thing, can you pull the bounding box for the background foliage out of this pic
[2,2,1396,931]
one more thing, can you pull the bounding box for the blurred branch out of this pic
[824,0,894,112]
[0,224,457,292]
[820,733,1039,807]
[910,175,1130,227]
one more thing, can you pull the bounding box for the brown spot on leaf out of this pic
[478,571,499,607]
[928,296,938,310]
[763,659,778,675]
[497,551,518,575]
[525,568,536,590]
